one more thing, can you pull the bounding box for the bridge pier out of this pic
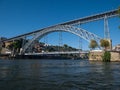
[104,15,112,50]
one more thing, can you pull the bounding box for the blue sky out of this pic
[0,0,120,50]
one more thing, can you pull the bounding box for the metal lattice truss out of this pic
[21,25,101,53]
[3,9,118,54]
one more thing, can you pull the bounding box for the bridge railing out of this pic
[24,51,89,55]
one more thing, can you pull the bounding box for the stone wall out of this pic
[111,52,120,61]
[89,51,103,61]
[89,51,120,61]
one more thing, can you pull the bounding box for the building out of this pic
[112,44,120,51]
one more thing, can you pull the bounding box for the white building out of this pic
[112,44,120,51]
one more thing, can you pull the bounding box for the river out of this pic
[0,59,120,90]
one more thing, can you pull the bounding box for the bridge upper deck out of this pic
[3,9,119,42]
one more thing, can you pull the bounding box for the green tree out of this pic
[7,40,22,54]
[100,39,109,50]
[63,44,68,51]
[89,40,98,50]
[13,40,22,55]
[13,41,21,49]
[63,44,68,48]
[102,51,111,62]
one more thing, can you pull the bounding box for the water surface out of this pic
[0,59,120,90]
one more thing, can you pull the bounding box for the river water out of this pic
[0,59,120,90]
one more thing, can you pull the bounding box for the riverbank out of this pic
[0,54,85,60]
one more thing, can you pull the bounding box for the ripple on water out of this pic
[0,59,120,90]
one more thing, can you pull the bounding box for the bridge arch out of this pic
[21,25,101,53]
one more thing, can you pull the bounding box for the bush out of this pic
[102,51,111,62]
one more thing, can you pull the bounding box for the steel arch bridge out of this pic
[3,9,119,54]
[21,25,101,53]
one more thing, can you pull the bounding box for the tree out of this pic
[13,40,22,55]
[2,42,5,48]
[63,44,68,48]
[13,41,21,49]
[102,51,111,62]
[63,44,68,51]
[89,40,98,50]
[100,39,110,50]
[7,40,22,54]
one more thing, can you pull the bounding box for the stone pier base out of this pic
[89,50,120,61]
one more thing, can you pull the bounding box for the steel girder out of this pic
[3,9,118,43]
[21,25,101,54]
